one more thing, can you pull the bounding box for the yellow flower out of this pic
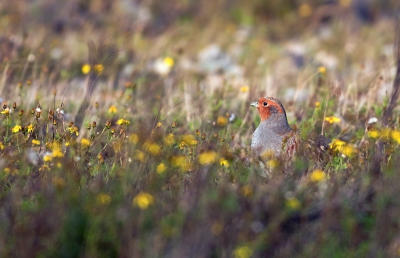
[266,159,279,169]
[27,124,34,133]
[116,119,130,125]
[1,108,9,115]
[129,133,139,144]
[32,139,41,145]
[67,126,79,136]
[171,155,191,171]
[52,144,64,158]
[97,193,112,205]
[81,64,91,74]
[219,158,229,167]
[198,151,218,165]
[134,150,146,163]
[318,66,327,74]
[315,101,320,108]
[368,129,379,139]
[286,197,301,210]
[12,125,22,133]
[233,245,253,258]
[342,145,356,157]
[182,134,198,146]
[43,154,53,162]
[108,105,117,114]
[217,116,228,126]
[164,133,175,146]
[156,163,166,174]
[310,169,326,182]
[325,116,341,124]
[156,122,162,128]
[163,57,174,67]
[329,139,346,151]
[94,64,104,74]
[143,141,161,156]
[391,130,400,144]
[240,86,249,93]
[133,192,154,209]
[298,4,312,17]
[0,142,4,150]
[81,138,91,147]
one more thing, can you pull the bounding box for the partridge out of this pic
[251,97,299,161]
[251,97,331,169]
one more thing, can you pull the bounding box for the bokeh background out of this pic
[1,0,400,257]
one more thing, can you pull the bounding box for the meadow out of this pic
[1,1,400,257]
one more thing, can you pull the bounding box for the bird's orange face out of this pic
[251,97,285,121]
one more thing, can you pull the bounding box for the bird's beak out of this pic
[251,101,258,107]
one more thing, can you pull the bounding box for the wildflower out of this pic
[182,134,198,146]
[156,122,162,128]
[220,158,229,167]
[94,64,104,74]
[134,150,146,163]
[240,86,249,93]
[329,139,346,151]
[143,141,161,156]
[81,138,91,147]
[67,126,79,136]
[310,169,326,182]
[315,101,320,108]
[116,119,130,125]
[108,105,117,114]
[341,145,356,157]
[325,116,341,124]
[1,108,10,115]
[133,192,154,210]
[286,197,301,210]
[12,125,22,133]
[129,133,139,144]
[0,142,4,150]
[164,133,175,146]
[27,124,34,133]
[318,66,326,74]
[198,151,218,165]
[97,193,112,205]
[82,64,91,74]
[368,129,379,139]
[171,155,190,171]
[32,139,41,145]
[156,163,166,174]
[52,144,64,158]
[217,116,228,126]
[43,154,53,162]
[233,245,253,258]
[299,4,312,17]
[163,57,174,67]
[266,159,279,169]
[391,130,400,144]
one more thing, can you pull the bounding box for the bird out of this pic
[251,97,331,168]
[251,97,299,162]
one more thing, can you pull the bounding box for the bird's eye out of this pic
[263,101,268,107]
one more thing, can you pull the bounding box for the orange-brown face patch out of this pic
[256,97,284,121]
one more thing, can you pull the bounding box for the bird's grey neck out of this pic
[261,116,292,135]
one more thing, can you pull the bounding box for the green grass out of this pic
[1,1,400,257]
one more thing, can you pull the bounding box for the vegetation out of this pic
[1,0,400,257]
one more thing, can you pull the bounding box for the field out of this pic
[1,1,400,257]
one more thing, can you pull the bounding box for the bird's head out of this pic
[251,97,288,122]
